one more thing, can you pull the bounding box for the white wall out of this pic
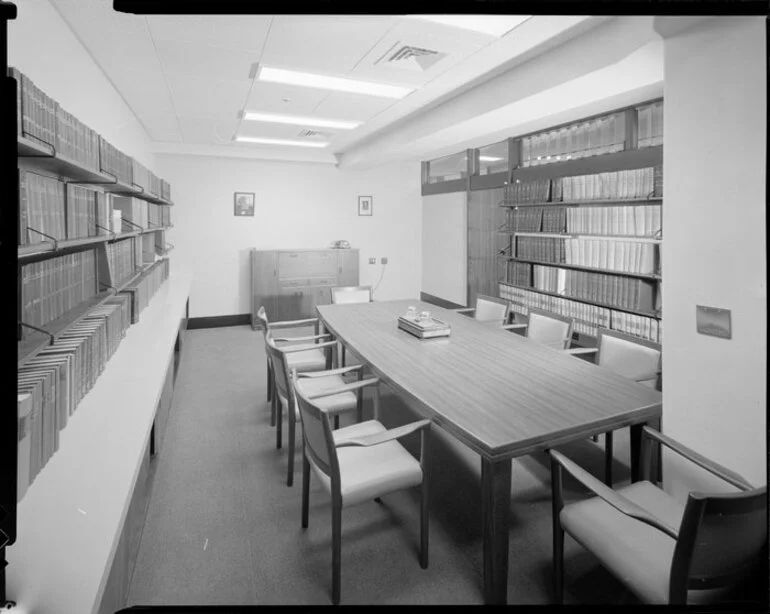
[660,17,767,496]
[154,155,422,318]
[421,192,467,306]
[9,0,155,168]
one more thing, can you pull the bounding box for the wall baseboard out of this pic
[420,292,465,310]
[187,314,251,330]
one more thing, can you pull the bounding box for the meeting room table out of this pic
[316,299,663,605]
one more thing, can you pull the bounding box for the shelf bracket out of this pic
[66,170,118,187]
[131,182,145,195]
[18,321,55,345]
[98,282,117,291]
[18,136,56,158]
[95,224,116,241]
[121,218,143,231]
[26,227,59,250]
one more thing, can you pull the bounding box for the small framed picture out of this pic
[358,195,373,216]
[234,192,255,216]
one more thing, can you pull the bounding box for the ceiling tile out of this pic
[154,38,257,82]
[166,73,251,118]
[178,116,240,145]
[244,81,330,116]
[236,121,333,143]
[107,67,177,118]
[54,0,151,40]
[260,15,399,76]
[140,114,183,143]
[146,15,272,52]
[312,92,397,123]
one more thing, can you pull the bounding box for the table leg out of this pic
[481,457,511,604]
[630,423,644,482]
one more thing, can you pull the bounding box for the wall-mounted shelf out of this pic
[499,256,661,280]
[509,231,661,242]
[500,196,663,208]
[18,227,172,262]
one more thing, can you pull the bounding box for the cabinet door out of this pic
[278,251,308,278]
[336,249,360,287]
[252,250,278,327]
[307,250,338,276]
[276,288,304,321]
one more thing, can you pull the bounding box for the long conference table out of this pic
[316,299,662,605]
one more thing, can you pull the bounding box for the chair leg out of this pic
[270,391,277,427]
[340,344,346,367]
[301,451,310,529]
[604,431,614,486]
[287,412,295,487]
[266,362,272,402]
[276,399,283,450]
[591,434,599,443]
[332,498,342,605]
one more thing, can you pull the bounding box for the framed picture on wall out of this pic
[234,192,255,216]
[358,195,373,216]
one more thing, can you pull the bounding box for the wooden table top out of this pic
[317,299,662,461]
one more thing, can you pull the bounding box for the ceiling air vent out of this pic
[375,42,446,72]
[297,129,329,139]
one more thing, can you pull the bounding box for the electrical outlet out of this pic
[368,257,376,264]
[380,257,388,264]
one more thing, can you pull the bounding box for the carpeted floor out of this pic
[126,325,641,606]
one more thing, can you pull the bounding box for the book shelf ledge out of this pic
[499,196,663,209]
[513,231,662,242]
[498,281,662,319]
[502,257,661,280]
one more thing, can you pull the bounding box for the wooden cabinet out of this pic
[251,248,360,327]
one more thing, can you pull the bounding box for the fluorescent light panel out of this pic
[243,111,361,130]
[235,135,328,148]
[409,15,531,38]
[479,156,503,162]
[257,66,413,99]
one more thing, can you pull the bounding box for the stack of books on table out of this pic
[397,315,451,339]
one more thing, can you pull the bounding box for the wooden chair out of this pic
[566,329,662,485]
[292,368,431,605]
[330,285,373,304]
[256,306,330,426]
[549,426,767,605]
[454,293,510,324]
[504,307,574,350]
[265,334,364,487]
[330,286,372,365]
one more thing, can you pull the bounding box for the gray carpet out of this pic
[126,325,639,606]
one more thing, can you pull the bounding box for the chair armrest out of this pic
[565,347,598,356]
[279,340,337,354]
[454,308,475,315]
[272,333,332,343]
[269,317,319,329]
[549,449,679,540]
[298,364,364,378]
[336,419,431,448]
[306,377,380,399]
[642,427,754,491]
[502,323,527,330]
[634,370,661,383]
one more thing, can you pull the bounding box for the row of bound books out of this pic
[106,238,139,288]
[557,167,661,202]
[499,282,661,343]
[148,201,171,227]
[566,204,661,237]
[112,196,149,230]
[531,265,657,313]
[502,261,532,287]
[564,238,658,275]
[10,67,172,197]
[120,259,170,324]
[17,294,132,501]
[637,101,664,149]
[20,249,98,338]
[515,236,566,263]
[521,111,627,167]
[503,206,567,233]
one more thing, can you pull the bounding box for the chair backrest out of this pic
[526,308,573,349]
[597,329,661,389]
[256,305,270,333]
[669,486,768,603]
[473,294,510,323]
[264,333,291,401]
[291,370,339,479]
[331,286,372,304]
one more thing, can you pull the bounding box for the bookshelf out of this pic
[496,100,664,344]
[13,65,175,506]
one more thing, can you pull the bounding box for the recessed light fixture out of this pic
[257,66,413,99]
[243,111,361,130]
[408,15,531,38]
[479,156,503,162]
[235,135,329,148]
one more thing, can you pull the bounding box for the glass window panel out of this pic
[427,152,468,184]
[477,141,509,176]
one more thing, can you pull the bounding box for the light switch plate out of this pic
[368,257,376,264]
[381,257,388,264]
[696,305,731,339]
